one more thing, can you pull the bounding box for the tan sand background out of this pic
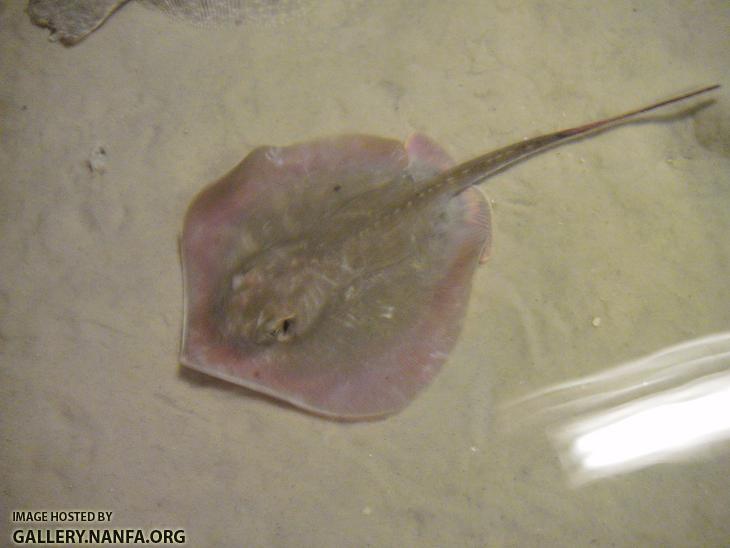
[2,1,729,545]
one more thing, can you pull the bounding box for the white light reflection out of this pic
[501,332,730,485]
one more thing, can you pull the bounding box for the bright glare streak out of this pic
[502,332,730,485]
[569,379,730,471]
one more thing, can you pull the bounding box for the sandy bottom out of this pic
[2,1,729,545]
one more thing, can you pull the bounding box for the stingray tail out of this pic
[444,84,720,194]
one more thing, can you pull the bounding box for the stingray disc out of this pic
[180,134,491,419]
[179,86,720,420]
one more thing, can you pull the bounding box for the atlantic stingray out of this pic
[180,86,719,420]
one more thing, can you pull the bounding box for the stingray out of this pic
[27,0,308,45]
[180,86,719,420]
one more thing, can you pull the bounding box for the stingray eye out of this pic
[269,316,296,342]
